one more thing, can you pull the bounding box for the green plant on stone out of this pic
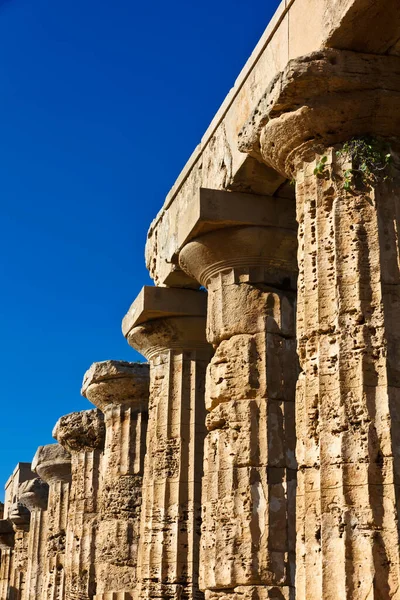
[336,136,392,191]
[313,155,328,176]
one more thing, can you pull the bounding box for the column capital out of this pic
[8,499,31,530]
[18,477,49,512]
[179,225,297,291]
[0,519,14,549]
[239,48,400,177]
[122,286,211,360]
[53,408,105,453]
[32,443,71,484]
[81,360,149,412]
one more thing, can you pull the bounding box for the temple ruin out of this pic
[2,0,400,597]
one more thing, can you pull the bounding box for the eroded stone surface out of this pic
[292,152,400,599]
[19,478,49,600]
[239,41,400,597]
[3,4,400,600]
[82,361,149,598]
[54,410,105,600]
[125,288,212,600]
[0,518,13,600]
[33,444,71,600]
[179,224,298,598]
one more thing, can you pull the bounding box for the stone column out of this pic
[53,409,105,600]
[8,498,31,600]
[81,360,149,600]
[18,478,49,600]
[240,48,400,599]
[122,286,212,600]
[178,215,298,600]
[32,444,71,600]
[0,519,14,600]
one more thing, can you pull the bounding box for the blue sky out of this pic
[0,0,281,498]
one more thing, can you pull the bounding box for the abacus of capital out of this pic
[2,1,400,599]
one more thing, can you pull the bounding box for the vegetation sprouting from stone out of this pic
[336,136,392,191]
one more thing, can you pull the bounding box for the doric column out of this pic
[122,286,213,600]
[18,478,49,600]
[0,519,14,600]
[81,360,149,600]
[8,496,32,600]
[240,48,400,599]
[178,199,298,600]
[53,409,105,600]
[32,444,71,600]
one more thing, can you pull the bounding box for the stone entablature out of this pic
[145,0,400,289]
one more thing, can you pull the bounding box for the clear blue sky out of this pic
[0,0,281,498]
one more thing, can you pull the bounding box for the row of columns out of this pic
[2,46,400,600]
[0,231,299,600]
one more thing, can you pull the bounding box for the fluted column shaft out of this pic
[82,361,150,600]
[243,47,400,600]
[0,550,13,600]
[179,226,298,600]
[123,287,212,600]
[290,150,400,599]
[32,444,71,600]
[25,505,47,600]
[0,520,14,600]
[9,502,31,600]
[53,409,105,600]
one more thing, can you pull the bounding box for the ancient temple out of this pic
[2,0,400,598]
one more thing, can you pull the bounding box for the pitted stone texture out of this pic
[292,150,400,598]
[3,463,36,521]
[32,445,71,600]
[179,224,297,598]
[82,360,149,412]
[0,547,13,600]
[2,467,38,600]
[0,520,14,550]
[53,410,105,600]
[32,443,72,485]
[205,398,296,471]
[206,333,298,411]
[95,594,134,600]
[53,408,105,453]
[82,360,149,597]
[125,289,212,600]
[22,498,48,600]
[11,525,30,597]
[144,0,400,289]
[19,478,49,512]
[239,49,400,178]
[127,316,210,362]
[136,348,210,600]
[179,227,297,301]
[9,500,30,529]
[205,586,293,600]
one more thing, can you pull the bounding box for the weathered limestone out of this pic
[53,409,105,600]
[81,361,149,599]
[122,286,212,600]
[8,498,31,600]
[0,463,37,600]
[176,193,298,600]
[5,4,400,600]
[4,464,36,523]
[32,444,71,600]
[18,478,49,600]
[0,519,14,600]
[240,47,400,599]
[145,0,400,289]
